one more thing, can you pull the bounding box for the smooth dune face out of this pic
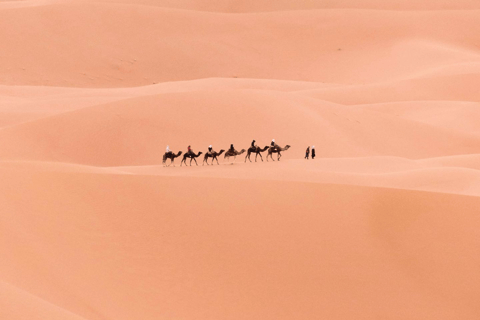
[1,1,479,319]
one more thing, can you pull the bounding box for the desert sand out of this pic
[1,0,479,319]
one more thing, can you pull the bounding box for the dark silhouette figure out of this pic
[311,146,316,159]
[203,149,225,165]
[181,151,203,166]
[245,145,269,162]
[267,145,291,161]
[163,151,183,167]
[305,146,310,160]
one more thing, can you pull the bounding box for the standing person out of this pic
[311,145,316,159]
[208,145,213,155]
[305,146,310,159]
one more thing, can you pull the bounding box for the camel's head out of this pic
[285,145,291,149]
[177,151,183,156]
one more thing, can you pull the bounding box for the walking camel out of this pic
[163,151,183,167]
[180,151,203,166]
[224,149,246,162]
[267,145,291,161]
[245,146,269,162]
[203,150,225,165]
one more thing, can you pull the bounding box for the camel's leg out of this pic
[193,158,198,166]
[216,157,220,165]
[258,153,263,162]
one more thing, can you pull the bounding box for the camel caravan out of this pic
[162,139,291,167]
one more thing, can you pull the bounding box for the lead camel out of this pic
[267,145,291,161]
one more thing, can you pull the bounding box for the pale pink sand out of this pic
[1,1,479,319]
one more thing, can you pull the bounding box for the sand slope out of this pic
[1,4,480,86]
[1,0,480,319]
[1,163,480,320]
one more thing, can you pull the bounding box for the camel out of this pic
[180,151,203,166]
[203,150,225,166]
[163,151,183,167]
[224,149,246,162]
[245,145,269,162]
[267,145,291,161]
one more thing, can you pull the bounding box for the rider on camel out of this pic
[271,139,279,151]
[251,140,257,150]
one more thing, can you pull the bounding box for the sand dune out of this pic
[299,71,480,104]
[1,4,480,86]
[1,0,480,319]
[71,0,480,12]
[1,163,479,319]
[0,280,87,320]
[0,88,479,165]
